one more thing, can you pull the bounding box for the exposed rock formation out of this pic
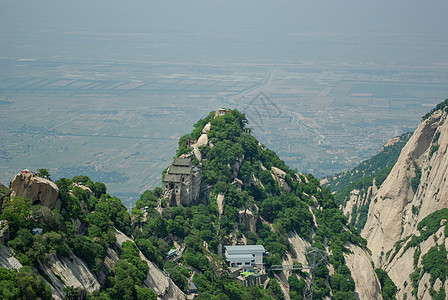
[39,251,101,299]
[0,246,22,270]
[114,230,185,300]
[0,228,185,300]
[342,183,377,224]
[286,231,310,268]
[271,167,291,193]
[217,193,225,216]
[382,136,401,149]
[381,224,448,299]
[232,155,245,178]
[343,244,383,300]
[191,121,211,162]
[72,183,94,197]
[10,173,61,210]
[362,109,448,266]
[358,107,448,298]
[238,205,258,232]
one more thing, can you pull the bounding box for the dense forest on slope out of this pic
[133,110,369,299]
[1,109,375,299]
[0,175,158,300]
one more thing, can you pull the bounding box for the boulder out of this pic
[11,173,61,210]
[271,166,291,193]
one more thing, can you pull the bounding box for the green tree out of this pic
[64,286,81,300]
[1,196,31,235]
[16,266,52,300]
[37,168,51,178]
[93,182,107,198]
[136,288,157,300]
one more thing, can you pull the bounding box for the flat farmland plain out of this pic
[1,60,448,206]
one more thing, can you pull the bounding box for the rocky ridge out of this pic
[1,172,185,299]
[362,109,448,265]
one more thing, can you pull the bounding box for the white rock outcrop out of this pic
[271,167,291,193]
[217,193,225,216]
[39,251,101,300]
[343,244,383,300]
[360,107,448,298]
[10,173,61,210]
[238,205,258,232]
[115,230,185,300]
[0,246,22,270]
[362,109,448,266]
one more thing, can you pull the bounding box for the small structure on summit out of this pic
[163,157,202,206]
[215,108,232,117]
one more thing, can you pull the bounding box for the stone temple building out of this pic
[163,157,202,206]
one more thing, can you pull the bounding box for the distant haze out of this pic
[1,1,448,202]
[1,0,448,65]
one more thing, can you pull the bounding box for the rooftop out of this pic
[225,254,255,261]
[168,166,192,175]
[164,174,182,183]
[173,157,191,167]
[225,245,266,254]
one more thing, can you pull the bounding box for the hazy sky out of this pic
[1,0,448,64]
[2,0,447,31]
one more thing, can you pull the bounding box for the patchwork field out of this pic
[1,60,448,206]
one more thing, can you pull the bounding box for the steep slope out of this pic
[133,109,382,300]
[359,100,448,299]
[362,107,448,265]
[0,173,184,299]
[323,132,412,231]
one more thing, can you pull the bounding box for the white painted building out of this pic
[224,245,266,267]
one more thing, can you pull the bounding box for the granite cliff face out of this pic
[114,230,185,300]
[362,109,448,265]
[0,229,185,300]
[359,106,448,298]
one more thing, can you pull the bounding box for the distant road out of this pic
[227,68,277,104]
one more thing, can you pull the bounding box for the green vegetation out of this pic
[0,182,9,199]
[102,241,155,300]
[37,168,51,178]
[0,173,150,298]
[421,244,447,286]
[398,208,448,297]
[410,161,422,192]
[404,208,448,252]
[326,131,412,210]
[433,131,441,143]
[429,144,440,158]
[288,275,306,300]
[422,98,448,120]
[0,266,52,300]
[375,268,398,300]
[134,110,366,299]
[0,109,373,299]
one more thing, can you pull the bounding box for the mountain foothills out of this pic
[0,101,447,300]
